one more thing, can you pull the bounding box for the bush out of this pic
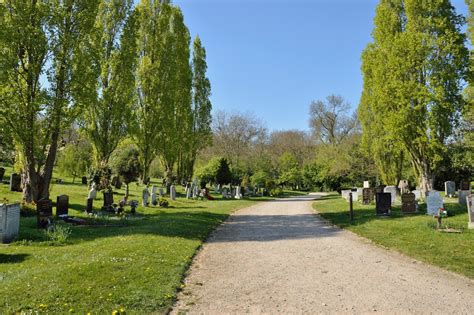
[158,197,169,208]
[270,187,283,197]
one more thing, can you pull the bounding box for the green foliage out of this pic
[195,157,220,184]
[45,223,72,245]
[215,158,232,186]
[360,0,470,193]
[250,169,268,188]
[110,144,142,185]
[269,187,284,197]
[277,152,301,188]
[158,197,169,208]
[57,141,92,183]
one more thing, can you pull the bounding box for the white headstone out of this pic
[170,185,176,200]
[383,186,397,204]
[444,181,456,197]
[467,195,474,229]
[193,185,199,199]
[341,190,351,201]
[412,190,421,201]
[88,182,97,200]
[426,190,444,215]
[0,203,20,243]
[235,186,242,199]
[363,181,370,188]
[458,190,470,205]
[356,188,363,200]
[186,186,192,199]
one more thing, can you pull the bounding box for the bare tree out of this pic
[309,95,358,145]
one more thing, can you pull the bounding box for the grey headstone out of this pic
[444,181,456,197]
[158,188,164,197]
[235,186,242,199]
[170,185,176,200]
[0,203,20,243]
[458,190,470,205]
[426,190,443,216]
[383,186,397,204]
[341,190,351,201]
[142,187,150,206]
[56,195,69,217]
[412,190,421,200]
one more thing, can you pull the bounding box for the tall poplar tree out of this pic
[76,0,136,169]
[0,0,97,202]
[177,36,212,181]
[359,0,469,194]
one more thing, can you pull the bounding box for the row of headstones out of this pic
[142,185,176,206]
[221,186,243,199]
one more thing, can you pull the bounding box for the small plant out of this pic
[270,187,283,197]
[158,197,169,208]
[45,223,72,244]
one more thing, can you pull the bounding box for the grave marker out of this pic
[375,192,391,216]
[170,185,176,200]
[444,181,456,198]
[458,190,470,205]
[81,176,87,185]
[383,186,397,204]
[103,192,114,207]
[401,193,417,213]
[426,191,443,216]
[9,173,21,192]
[142,187,150,206]
[0,167,5,183]
[363,181,370,188]
[341,190,351,201]
[0,203,20,243]
[86,198,93,214]
[56,195,69,217]
[36,199,53,228]
[467,195,474,229]
[460,179,471,191]
[375,185,385,194]
[412,190,421,200]
[398,180,410,195]
[362,188,375,205]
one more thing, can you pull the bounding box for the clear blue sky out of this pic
[174,0,468,132]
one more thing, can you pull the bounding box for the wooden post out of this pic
[349,192,354,223]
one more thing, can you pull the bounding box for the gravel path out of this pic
[172,194,474,314]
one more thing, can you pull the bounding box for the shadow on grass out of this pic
[0,253,29,264]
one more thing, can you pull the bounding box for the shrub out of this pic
[270,187,283,197]
[45,223,72,244]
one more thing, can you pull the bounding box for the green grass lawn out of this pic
[313,193,474,279]
[0,166,259,314]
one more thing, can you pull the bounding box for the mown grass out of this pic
[313,193,474,279]
[0,166,259,314]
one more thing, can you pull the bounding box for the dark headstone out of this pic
[401,193,417,213]
[103,192,114,207]
[86,198,93,214]
[0,167,5,182]
[9,173,21,192]
[460,180,471,191]
[375,192,391,216]
[36,199,53,228]
[56,195,69,217]
[81,176,88,185]
[362,188,375,205]
[114,178,122,190]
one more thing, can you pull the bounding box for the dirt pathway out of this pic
[172,194,474,314]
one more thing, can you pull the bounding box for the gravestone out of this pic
[444,181,456,198]
[158,187,164,197]
[186,185,192,199]
[0,167,5,183]
[170,185,176,200]
[363,181,370,188]
[458,190,470,205]
[231,188,236,199]
[341,190,351,201]
[383,186,397,204]
[222,187,229,198]
[0,203,20,243]
[114,178,122,190]
[86,198,93,214]
[375,193,391,216]
[460,179,471,191]
[103,192,114,207]
[412,190,421,201]
[362,188,375,205]
[142,186,150,206]
[193,185,199,199]
[9,173,21,192]
[111,176,119,188]
[398,180,410,195]
[467,195,474,229]
[151,185,158,205]
[426,191,443,216]
[88,182,97,199]
[356,188,363,200]
[81,176,87,185]
[375,185,385,194]
[56,195,69,217]
[235,186,242,199]
[36,199,53,228]
[401,193,417,213]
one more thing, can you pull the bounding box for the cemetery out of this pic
[1,0,473,313]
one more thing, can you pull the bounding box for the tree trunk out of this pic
[419,160,435,198]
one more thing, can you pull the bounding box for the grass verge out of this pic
[313,193,474,279]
